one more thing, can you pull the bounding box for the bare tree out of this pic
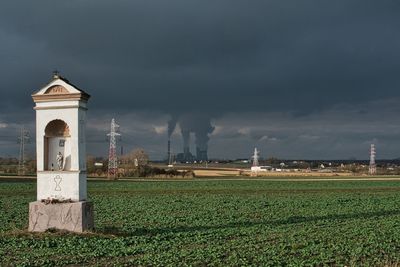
[127,148,149,167]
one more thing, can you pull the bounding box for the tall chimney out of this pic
[167,139,171,164]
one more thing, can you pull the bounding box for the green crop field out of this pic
[2,178,400,266]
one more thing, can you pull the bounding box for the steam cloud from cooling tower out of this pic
[167,114,214,162]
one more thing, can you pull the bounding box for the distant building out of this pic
[176,151,195,163]
[251,166,271,172]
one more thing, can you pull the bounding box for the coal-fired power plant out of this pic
[167,114,214,163]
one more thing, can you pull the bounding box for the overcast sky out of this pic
[1,0,400,160]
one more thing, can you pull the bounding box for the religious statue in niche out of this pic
[56,152,64,171]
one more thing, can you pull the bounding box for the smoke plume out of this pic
[167,116,178,138]
[178,113,215,153]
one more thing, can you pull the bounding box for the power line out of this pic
[252,147,259,167]
[17,126,30,175]
[369,144,376,175]
[107,118,121,179]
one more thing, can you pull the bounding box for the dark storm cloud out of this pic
[210,100,400,159]
[0,0,400,158]
[1,0,400,114]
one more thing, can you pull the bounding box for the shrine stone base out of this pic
[28,201,94,233]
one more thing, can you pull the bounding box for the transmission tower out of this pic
[252,147,259,167]
[107,119,121,179]
[17,126,30,176]
[369,144,376,175]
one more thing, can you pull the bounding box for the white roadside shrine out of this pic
[28,73,94,232]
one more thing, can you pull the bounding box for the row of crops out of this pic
[1,179,400,266]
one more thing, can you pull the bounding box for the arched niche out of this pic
[44,120,71,171]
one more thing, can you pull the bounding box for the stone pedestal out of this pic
[28,201,94,233]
